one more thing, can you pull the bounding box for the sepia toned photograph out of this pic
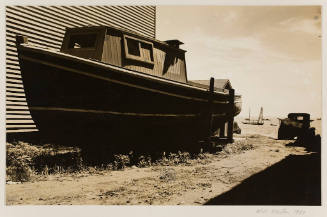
[3,3,323,209]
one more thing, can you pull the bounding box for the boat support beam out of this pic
[207,77,215,139]
[227,88,235,142]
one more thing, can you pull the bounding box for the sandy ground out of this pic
[6,121,321,205]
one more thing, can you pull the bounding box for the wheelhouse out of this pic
[61,26,187,83]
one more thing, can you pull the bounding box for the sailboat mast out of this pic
[258,107,263,124]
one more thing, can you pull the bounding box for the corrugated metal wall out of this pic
[6,5,156,133]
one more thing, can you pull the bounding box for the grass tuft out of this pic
[6,137,255,182]
[222,139,254,155]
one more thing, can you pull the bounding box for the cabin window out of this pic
[126,38,141,56]
[68,33,97,49]
[123,35,154,65]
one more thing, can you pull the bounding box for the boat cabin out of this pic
[60,26,187,83]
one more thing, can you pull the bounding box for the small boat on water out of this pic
[242,107,264,125]
[15,25,242,148]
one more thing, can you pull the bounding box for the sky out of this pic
[156,6,322,118]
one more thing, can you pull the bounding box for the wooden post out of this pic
[227,88,235,142]
[219,122,225,137]
[207,77,214,139]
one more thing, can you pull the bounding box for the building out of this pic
[6,5,156,133]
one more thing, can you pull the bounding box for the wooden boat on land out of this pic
[242,107,264,125]
[15,25,241,149]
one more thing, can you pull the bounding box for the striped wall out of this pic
[6,5,156,133]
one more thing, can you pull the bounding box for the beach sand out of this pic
[6,119,321,205]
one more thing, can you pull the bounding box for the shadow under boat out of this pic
[204,137,321,205]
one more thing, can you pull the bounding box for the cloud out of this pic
[279,17,321,35]
[182,30,321,117]
[157,6,322,117]
[222,11,239,23]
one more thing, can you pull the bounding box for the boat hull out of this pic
[242,122,264,125]
[234,95,242,116]
[17,45,236,148]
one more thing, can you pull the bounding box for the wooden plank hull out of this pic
[188,80,242,117]
[234,95,242,116]
[17,44,235,147]
[242,121,264,125]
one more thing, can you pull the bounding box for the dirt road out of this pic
[6,134,314,205]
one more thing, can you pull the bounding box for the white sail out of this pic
[257,107,264,124]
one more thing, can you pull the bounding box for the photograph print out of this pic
[5,5,322,206]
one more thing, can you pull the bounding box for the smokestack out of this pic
[164,39,184,49]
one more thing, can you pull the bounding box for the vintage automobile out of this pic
[278,113,315,140]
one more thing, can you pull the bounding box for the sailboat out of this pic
[242,107,264,125]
